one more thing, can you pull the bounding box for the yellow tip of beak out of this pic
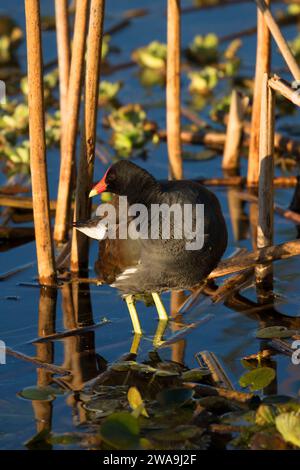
[89,188,98,198]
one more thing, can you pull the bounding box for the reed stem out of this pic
[256,73,275,292]
[54,0,89,243]
[255,0,300,81]
[268,74,300,106]
[71,0,105,273]
[167,0,183,180]
[222,89,246,171]
[247,0,270,186]
[55,0,70,120]
[24,0,56,285]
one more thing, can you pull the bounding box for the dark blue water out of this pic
[1,0,300,449]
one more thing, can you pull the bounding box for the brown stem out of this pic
[24,0,56,285]
[269,75,300,106]
[210,239,300,279]
[256,74,275,289]
[247,0,270,187]
[256,0,300,81]
[55,0,70,120]
[71,0,105,273]
[167,0,182,180]
[222,90,247,170]
[54,0,89,243]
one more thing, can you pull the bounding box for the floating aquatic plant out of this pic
[0,16,23,64]
[132,41,167,70]
[188,67,219,95]
[287,3,300,16]
[107,104,157,157]
[239,366,276,392]
[101,35,111,60]
[186,34,219,65]
[98,80,122,105]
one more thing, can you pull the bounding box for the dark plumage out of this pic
[75,161,228,296]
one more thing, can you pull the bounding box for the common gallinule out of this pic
[74,161,227,342]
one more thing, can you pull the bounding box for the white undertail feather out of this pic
[75,222,107,241]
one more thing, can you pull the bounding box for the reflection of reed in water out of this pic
[32,287,57,439]
[61,282,99,392]
[224,170,249,243]
[30,282,102,434]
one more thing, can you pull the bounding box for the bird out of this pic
[74,160,227,349]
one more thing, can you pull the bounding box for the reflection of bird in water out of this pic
[74,161,227,349]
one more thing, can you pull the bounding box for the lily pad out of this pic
[256,326,296,339]
[83,398,120,417]
[110,361,137,372]
[275,412,300,447]
[239,367,276,392]
[154,369,180,378]
[17,386,57,402]
[182,368,211,382]
[100,411,140,449]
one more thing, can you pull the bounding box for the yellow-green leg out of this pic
[130,333,142,355]
[125,294,142,335]
[152,292,168,321]
[153,319,168,348]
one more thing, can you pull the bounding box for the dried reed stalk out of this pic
[256,0,300,81]
[54,0,89,243]
[256,74,275,290]
[247,0,270,187]
[210,239,300,279]
[24,0,56,285]
[158,127,300,158]
[71,0,105,273]
[196,351,234,390]
[55,0,70,119]
[222,90,247,170]
[268,75,300,106]
[167,0,183,180]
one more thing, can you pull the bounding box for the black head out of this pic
[89,161,159,204]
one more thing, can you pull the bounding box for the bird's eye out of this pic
[107,172,116,183]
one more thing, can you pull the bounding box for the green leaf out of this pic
[187,34,219,64]
[255,404,277,426]
[256,326,297,339]
[83,398,119,416]
[155,369,180,378]
[101,35,110,60]
[275,412,300,447]
[188,67,219,95]
[182,368,211,382]
[110,361,137,372]
[127,387,149,418]
[239,367,276,392]
[18,386,56,402]
[133,41,167,70]
[99,81,122,103]
[100,411,140,449]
